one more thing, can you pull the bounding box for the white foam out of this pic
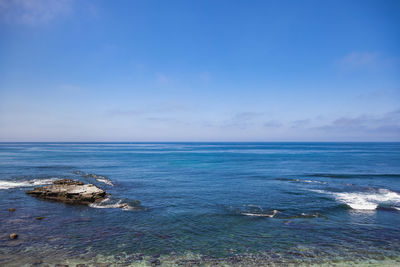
[95,178,114,186]
[75,171,114,186]
[303,179,327,184]
[0,178,58,190]
[242,213,272,217]
[311,189,400,210]
[242,210,279,217]
[89,198,134,210]
[280,178,327,184]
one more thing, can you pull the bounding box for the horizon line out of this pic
[0,141,399,144]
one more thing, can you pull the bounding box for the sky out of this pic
[0,0,399,142]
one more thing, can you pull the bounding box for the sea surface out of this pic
[1,142,400,266]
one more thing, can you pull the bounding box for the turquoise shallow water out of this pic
[1,142,400,266]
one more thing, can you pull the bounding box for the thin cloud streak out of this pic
[338,51,400,72]
[263,120,282,128]
[0,0,72,25]
[313,110,400,138]
[106,102,189,117]
[222,112,263,129]
[340,52,380,69]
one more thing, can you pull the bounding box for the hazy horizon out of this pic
[1,0,399,142]
[1,141,400,143]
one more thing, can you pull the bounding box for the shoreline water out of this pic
[1,252,400,267]
[1,246,400,267]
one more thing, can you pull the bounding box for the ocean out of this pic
[1,142,400,266]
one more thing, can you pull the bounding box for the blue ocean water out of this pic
[1,142,400,266]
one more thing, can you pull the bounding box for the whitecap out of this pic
[94,177,114,186]
[0,178,58,190]
[242,210,279,217]
[310,189,400,210]
[74,171,114,186]
[277,178,327,184]
[89,198,135,210]
[303,180,327,184]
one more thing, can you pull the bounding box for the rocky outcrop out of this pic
[26,179,106,205]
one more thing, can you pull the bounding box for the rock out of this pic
[53,179,83,185]
[33,259,42,265]
[150,259,161,266]
[36,216,45,220]
[9,233,18,239]
[26,179,106,205]
[8,208,16,212]
[76,264,87,267]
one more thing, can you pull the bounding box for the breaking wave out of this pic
[242,210,279,217]
[233,204,280,218]
[276,178,327,184]
[311,189,400,210]
[0,178,58,190]
[308,173,400,179]
[89,198,138,211]
[94,177,113,186]
[73,171,113,186]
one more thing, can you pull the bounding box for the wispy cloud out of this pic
[356,87,400,101]
[106,102,189,117]
[338,52,399,72]
[263,120,282,128]
[145,116,189,125]
[315,110,400,137]
[0,0,72,25]
[291,119,310,128]
[155,73,173,86]
[340,52,379,68]
[222,112,263,129]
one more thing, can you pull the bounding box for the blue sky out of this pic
[0,0,399,141]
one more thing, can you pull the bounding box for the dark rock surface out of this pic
[53,179,83,185]
[33,259,42,265]
[26,179,106,205]
[150,259,161,266]
[9,233,18,239]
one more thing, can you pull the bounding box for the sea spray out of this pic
[310,188,400,210]
[73,170,114,186]
[0,178,58,190]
